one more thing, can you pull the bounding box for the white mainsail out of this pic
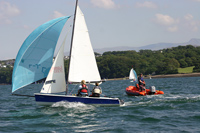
[129,68,137,81]
[40,37,67,93]
[68,6,101,83]
[129,68,134,79]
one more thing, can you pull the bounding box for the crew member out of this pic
[138,73,146,91]
[91,82,102,97]
[77,80,88,96]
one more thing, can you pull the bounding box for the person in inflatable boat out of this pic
[90,82,102,97]
[77,80,88,96]
[138,73,146,91]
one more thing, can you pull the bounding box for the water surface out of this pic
[0,77,200,132]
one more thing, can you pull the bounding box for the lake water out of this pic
[0,77,200,132]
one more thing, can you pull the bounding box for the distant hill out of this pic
[64,38,200,55]
[93,38,200,54]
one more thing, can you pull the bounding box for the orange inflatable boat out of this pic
[125,85,164,96]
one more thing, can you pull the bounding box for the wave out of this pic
[122,93,200,107]
[51,101,88,108]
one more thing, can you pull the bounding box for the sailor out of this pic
[91,82,102,97]
[138,73,146,91]
[77,80,88,96]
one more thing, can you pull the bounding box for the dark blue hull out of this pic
[34,93,124,106]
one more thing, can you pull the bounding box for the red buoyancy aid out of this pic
[80,84,88,93]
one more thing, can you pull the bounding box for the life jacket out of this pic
[93,86,101,94]
[80,84,88,93]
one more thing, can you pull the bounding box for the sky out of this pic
[0,0,200,60]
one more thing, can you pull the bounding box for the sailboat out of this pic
[129,68,137,82]
[12,0,124,106]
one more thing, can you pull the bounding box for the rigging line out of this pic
[69,84,78,95]
[12,94,34,97]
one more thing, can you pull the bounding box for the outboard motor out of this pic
[149,86,156,95]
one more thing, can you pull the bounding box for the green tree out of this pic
[179,59,188,68]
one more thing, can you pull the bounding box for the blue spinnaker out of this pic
[12,16,70,93]
[133,69,138,83]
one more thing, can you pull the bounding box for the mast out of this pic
[66,0,78,94]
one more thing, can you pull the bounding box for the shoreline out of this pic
[106,72,200,81]
[149,73,200,79]
[1,73,200,85]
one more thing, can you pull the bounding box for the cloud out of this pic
[167,26,178,32]
[53,11,65,18]
[154,14,179,32]
[154,13,199,32]
[183,14,199,31]
[155,14,178,26]
[184,14,193,20]
[0,1,20,24]
[135,1,157,9]
[90,0,119,9]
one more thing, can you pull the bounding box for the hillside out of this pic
[2,44,200,84]
[93,38,200,54]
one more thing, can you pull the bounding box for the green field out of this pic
[178,66,195,73]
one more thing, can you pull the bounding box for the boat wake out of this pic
[163,94,200,102]
[51,101,95,109]
[123,93,200,107]
[123,101,132,106]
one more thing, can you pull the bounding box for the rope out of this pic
[12,94,34,97]
[69,84,77,95]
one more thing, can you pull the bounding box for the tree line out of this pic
[96,45,200,79]
[1,45,200,84]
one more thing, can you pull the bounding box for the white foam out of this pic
[52,101,83,107]
[123,101,132,106]
[51,101,96,113]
